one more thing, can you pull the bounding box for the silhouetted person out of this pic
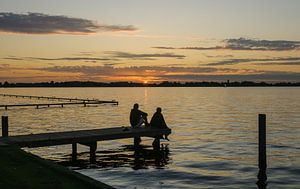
[130,103,148,146]
[150,107,170,140]
[130,103,149,128]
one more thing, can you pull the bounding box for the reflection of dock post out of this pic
[152,137,160,151]
[89,142,97,163]
[1,116,8,137]
[72,143,77,161]
[257,114,267,183]
[134,137,141,148]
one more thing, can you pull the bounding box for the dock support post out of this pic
[72,143,77,161]
[89,142,97,163]
[257,114,267,184]
[2,116,8,137]
[134,137,141,148]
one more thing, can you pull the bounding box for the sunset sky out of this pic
[0,0,300,83]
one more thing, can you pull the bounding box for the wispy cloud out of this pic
[159,72,300,82]
[105,51,186,60]
[205,57,300,66]
[0,12,137,35]
[34,65,224,76]
[153,38,300,51]
[204,54,234,58]
[3,56,113,62]
[225,38,300,51]
[254,62,300,66]
[31,65,300,82]
[3,51,185,62]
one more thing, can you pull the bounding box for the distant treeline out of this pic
[0,81,299,87]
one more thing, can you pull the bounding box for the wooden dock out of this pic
[1,116,171,162]
[0,101,118,110]
[0,93,118,109]
[0,93,117,103]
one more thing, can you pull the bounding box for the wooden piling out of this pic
[72,143,77,161]
[134,137,141,148]
[257,114,267,182]
[2,116,8,137]
[89,142,97,163]
[152,137,160,151]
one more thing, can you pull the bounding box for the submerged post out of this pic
[89,142,97,163]
[257,114,267,182]
[72,143,77,161]
[2,116,8,137]
[134,137,141,148]
[152,137,160,151]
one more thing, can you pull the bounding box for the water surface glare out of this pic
[0,87,299,189]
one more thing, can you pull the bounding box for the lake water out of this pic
[0,87,299,189]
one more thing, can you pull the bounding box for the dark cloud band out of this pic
[0,12,137,34]
[33,65,300,82]
[153,38,300,51]
[205,57,300,66]
[105,51,185,60]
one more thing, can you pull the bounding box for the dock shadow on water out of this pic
[55,144,170,170]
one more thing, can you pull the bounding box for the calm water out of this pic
[0,87,299,189]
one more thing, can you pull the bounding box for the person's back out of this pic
[150,107,169,140]
[150,111,167,129]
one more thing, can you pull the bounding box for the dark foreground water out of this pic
[0,87,299,189]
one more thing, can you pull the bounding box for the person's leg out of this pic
[143,115,150,127]
[135,118,144,128]
[164,134,170,141]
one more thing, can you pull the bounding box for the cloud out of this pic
[0,12,137,35]
[225,38,300,51]
[106,51,186,60]
[204,54,234,58]
[0,64,10,69]
[159,72,300,82]
[254,61,300,66]
[3,51,185,62]
[34,65,224,76]
[205,57,300,66]
[3,56,114,62]
[32,65,300,82]
[153,38,300,51]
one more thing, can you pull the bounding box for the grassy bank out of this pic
[0,145,114,189]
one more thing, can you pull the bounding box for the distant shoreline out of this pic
[0,81,299,87]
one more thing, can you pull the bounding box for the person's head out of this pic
[156,107,162,113]
[133,103,139,109]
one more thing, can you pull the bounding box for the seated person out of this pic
[130,103,149,128]
[150,107,170,140]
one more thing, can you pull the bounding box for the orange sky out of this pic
[0,0,299,83]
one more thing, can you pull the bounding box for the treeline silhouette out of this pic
[0,81,299,87]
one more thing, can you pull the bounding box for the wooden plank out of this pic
[0,93,118,104]
[0,127,171,148]
[0,93,96,102]
[0,101,118,109]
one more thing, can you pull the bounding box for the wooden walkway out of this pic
[0,101,118,110]
[0,93,118,109]
[0,93,117,103]
[0,127,171,162]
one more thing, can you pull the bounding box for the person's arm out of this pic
[139,110,148,117]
